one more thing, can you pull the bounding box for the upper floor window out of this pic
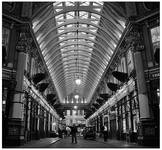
[2,27,10,66]
[151,26,160,65]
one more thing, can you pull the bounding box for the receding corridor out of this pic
[2,1,160,148]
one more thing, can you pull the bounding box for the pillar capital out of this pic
[125,24,144,52]
[16,32,32,53]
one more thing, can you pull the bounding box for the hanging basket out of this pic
[37,83,49,92]
[112,71,128,83]
[32,73,46,85]
[107,82,119,92]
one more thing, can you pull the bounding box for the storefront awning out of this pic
[107,82,119,92]
[112,71,128,82]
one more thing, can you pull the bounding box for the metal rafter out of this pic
[32,2,126,103]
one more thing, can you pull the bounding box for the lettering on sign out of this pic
[151,72,160,78]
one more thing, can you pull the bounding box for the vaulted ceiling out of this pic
[31,2,127,104]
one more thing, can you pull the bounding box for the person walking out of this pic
[58,127,62,138]
[66,126,71,136]
[71,124,78,143]
[103,125,108,142]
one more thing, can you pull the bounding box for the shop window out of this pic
[2,87,8,114]
[157,88,160,101]
[150,26,160,65]
[123,119,126,133]
[67,110,70,116]
[133,115,138,132]
[2,27,10,66]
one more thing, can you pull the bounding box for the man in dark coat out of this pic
[71,124,78,143]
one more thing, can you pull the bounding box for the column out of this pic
[126,25,155,146]
[128,26,150,119]
[7,32,28,146]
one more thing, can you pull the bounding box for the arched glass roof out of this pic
[32,2,126,103]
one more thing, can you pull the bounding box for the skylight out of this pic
[32,1,126,104]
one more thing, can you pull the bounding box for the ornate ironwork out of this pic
[125,25,144,52]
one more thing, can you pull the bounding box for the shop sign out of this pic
[150,72,160,79]
[145,71,160,80]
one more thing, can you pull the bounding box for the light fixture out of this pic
[74,105,78,109]
[52,122,56,126]
[74,94,79,99]
[75,78,81,85]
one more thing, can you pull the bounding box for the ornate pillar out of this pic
[126,25,156,146]
[6,30,30,146]
[126,25,151,120]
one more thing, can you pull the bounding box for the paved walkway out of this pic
[95,137,144,148]
[19,137,60,148]
[18,136,154,148]
[48,136,148,148]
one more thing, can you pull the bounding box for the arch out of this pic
[39,27,115,51]
[35,19,120,45]
[41,36,113,59]
[33,4,125,34]
[44,42,111,67]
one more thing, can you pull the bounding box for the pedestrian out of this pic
[66,126,71,136]
[103,125,108,142]
[71,124,78,143]
[58,128,62,138]
[101,126,104,137]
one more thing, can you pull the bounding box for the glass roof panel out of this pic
[66,12,75,19]
[79,11,88,19]
[80,2,90,6]
[93,8,102,12]
[93,2,103,6]
[53,2,62,7]
[55,8,62,13]
[32,2,126,104]
[66,2,75,6]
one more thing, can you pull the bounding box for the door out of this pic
[110,119,116,139]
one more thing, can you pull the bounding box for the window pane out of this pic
[151,26,160,44]
[2,27,10,65]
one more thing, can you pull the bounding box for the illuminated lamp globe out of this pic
[74,105,78,109]
[74,95,79,99]
[75,78,81,85]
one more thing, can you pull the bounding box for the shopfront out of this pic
[116,91,139,142]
